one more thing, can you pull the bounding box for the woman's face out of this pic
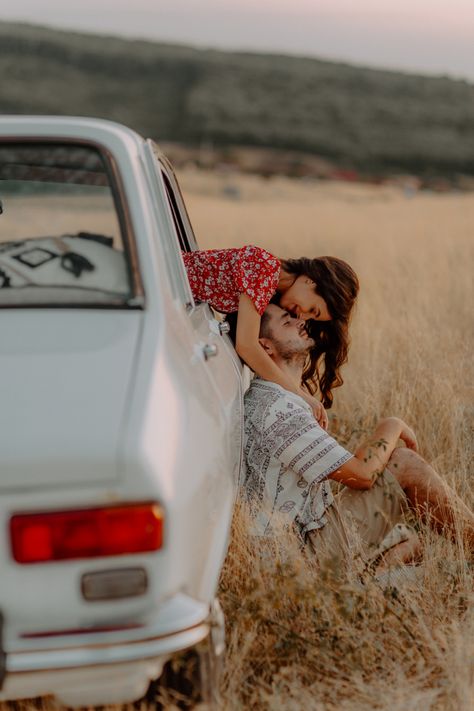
[279,275,331,321]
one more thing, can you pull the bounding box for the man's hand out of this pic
[399,421,418,451]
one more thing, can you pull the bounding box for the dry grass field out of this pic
[2,171,473,710]
[179,171,474,711]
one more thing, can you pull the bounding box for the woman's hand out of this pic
[300,391,329,430]
[399,421,418,451]
[313,400,329,430]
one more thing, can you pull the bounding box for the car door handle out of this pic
[209,319,230,336]
[203,343,218,360]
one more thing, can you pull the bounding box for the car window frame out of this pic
[0,136,145,309]
[145,140,199,310]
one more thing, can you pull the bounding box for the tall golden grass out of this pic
[2,172,472,710]
[181,171,474,710]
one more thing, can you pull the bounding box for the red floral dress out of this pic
[182,245,281,315]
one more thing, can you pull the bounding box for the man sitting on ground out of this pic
[243,304,474,568]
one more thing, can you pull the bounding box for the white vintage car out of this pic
[0,116,243,707]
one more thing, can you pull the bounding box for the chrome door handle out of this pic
[203,343,218,360]
[218,321,230,335]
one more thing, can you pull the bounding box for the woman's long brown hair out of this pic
[280,256,359,408]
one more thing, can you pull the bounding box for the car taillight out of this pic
[10,503,164,564]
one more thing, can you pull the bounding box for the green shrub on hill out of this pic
[1,21,473,176]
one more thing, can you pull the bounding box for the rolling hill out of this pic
[1,21,474,177]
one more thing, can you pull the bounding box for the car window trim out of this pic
[0,136,145,309]
[143,145,195,310]
[147,141,199,253]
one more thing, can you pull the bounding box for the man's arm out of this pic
[329,417,418,490]
[260,395,353,487]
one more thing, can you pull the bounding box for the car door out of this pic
[144,140,244,491]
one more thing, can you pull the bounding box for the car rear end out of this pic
[0,117,237,706]
[0,481,213,704]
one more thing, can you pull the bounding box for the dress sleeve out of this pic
[236,245,281,316]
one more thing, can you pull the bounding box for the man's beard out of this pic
[274,336,315,364]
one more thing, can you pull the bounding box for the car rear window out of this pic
[0,142,134,307]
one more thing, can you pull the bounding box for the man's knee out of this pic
[387,447,425,485]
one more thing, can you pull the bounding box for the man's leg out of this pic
[309,471,410,569]
[387,448,474,549]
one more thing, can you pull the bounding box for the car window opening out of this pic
[0,142,133,307]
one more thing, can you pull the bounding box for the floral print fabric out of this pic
[182,245,281,315]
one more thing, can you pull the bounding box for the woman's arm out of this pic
[235,293,328,426]
[328,417,418,489]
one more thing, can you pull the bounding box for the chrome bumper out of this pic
[7,620,209,674]
[1,593,209,699]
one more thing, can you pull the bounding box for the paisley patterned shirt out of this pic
[182,245,281,315]
[243,379,353,538]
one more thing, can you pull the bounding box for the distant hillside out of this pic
[1,21,474,177]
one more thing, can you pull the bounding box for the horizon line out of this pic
[1,17,473,85]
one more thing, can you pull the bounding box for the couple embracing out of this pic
[184,245,474,569]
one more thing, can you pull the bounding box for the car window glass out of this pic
[148,140,198,253]
[0,142,133,306]
[145,140,195,309]
[162,172,190,253]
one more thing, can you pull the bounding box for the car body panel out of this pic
[0,116,243,706]
[0,310,141,489]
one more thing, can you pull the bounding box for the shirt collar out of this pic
[251,377,312,412]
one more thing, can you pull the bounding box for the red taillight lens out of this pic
[10,503,163,564]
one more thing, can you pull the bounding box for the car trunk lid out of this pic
[0,310,141,490]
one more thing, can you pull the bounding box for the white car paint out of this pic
[0,311,141,488]
[0,116,243,706]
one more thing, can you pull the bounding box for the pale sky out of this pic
[1,0,474,80]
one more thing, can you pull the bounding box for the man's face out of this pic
[262,304,315,360]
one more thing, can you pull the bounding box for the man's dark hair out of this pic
[227,307,273,343]
[259,309,273,339]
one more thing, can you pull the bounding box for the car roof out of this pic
[0,116,166,161]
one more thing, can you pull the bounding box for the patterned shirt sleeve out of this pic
[236,245,281,315]
[264,402,353,486]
